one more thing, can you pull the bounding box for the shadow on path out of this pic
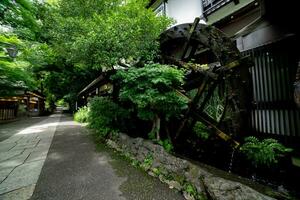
[31,114,183,200]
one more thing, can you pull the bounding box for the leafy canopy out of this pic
[0,0,41,40]
[0,35,35,96]
[112,64,188,120]
[44,0,172,69]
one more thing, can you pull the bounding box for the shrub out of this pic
[88,96,129,138]
[158,139,174,153]
[240,136,292,167]
[74,106,89,123]
[112,64,188,140]
[193,121,210,140]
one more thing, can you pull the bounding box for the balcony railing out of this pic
[202,0,233,15]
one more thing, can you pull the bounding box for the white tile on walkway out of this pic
[0,114,61,199]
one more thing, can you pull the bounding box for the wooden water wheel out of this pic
[159,19,252,147]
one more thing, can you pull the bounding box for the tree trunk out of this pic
[155,115,161,140]
[151,114,161,141]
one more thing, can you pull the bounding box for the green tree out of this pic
[0,0,45,96]
[0,35,35,96]
[0,0,41,40]
[43,0,171,70]
[26,0,172,110]
[112,64,188,140]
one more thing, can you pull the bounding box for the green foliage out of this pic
[43,0,172,69]
[183,182,206,200]
[56,99,66,107]
[0,35,36,96]
[0,35,21,45]
[148,131,156,140]
[88,96,129,138]
[74,106,89,123]
[22,42,56,71]
[184,183,198,197]
[12,0,171,111]
[193,121,211,140]
[158,139,174,153]
[240,136,293,167]
[141,153,154,170]
[0,0,41,40]
[112,64,188,121]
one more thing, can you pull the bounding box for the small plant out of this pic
[131,159,141,167]
[158,139,174,153]
[148,131,156,140]
[74,106,89,123]
[240,136,292,167]
[185,183,197,196]
[183,182,205,200]
[193,121,210,140]
[141,153,154,170]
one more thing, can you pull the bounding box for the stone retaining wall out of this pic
[106,133,275,200]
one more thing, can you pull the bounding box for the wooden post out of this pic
[180,17,200,60]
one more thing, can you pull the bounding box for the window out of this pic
[154,3,166,16]
[202,0,232,15]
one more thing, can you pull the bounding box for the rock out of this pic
[183,191,195,200]
[107,133,275,200]
[106,139,120,151]
[184,163,212,194]
[167,180,182,190]
[148,171,156,177]
[204,177,275,200]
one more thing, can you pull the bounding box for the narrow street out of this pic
[0,114,184,200]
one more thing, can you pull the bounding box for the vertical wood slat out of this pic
[242,40,299,137]
[0,108,17,121]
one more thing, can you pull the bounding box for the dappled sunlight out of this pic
[59,121,78,126]
[97,155,110,166]
[1,114,77,138]
[12,114,62,136]
[48,152,62,161]
[49,114,61,118]
[16,122,59,135]
[18,128,44,135]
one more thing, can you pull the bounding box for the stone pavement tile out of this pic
[0,150,24,163]
[0,150,31,170]
[0,143,16,153]
[0,136,24,145]
[0,168,14,183]
[9,140,41,152]
[0,160,43,194]
[0,114,61,198]
[0,184,35,200]
[25,150,47,163]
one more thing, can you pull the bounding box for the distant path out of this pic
[28,114,183,200]
[0,113,61,199]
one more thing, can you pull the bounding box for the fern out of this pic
[240,136,292,167]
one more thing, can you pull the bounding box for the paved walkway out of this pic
[0,114,183,200]
[0,114,61,199]
[0,117,48,142]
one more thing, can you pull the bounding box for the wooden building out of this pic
[203,0,300,143]
[149,0,300,141]
[77,72,114,109]
[0,91,45,121]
